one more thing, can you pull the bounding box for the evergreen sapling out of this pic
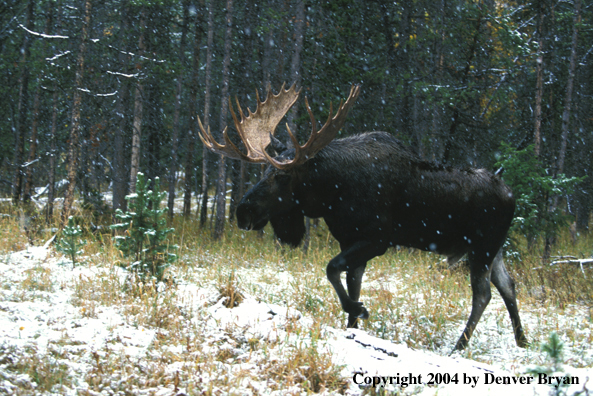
[111,173,178,282]
[56,216,86,269]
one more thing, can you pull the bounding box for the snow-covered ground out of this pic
[0,243,591,395]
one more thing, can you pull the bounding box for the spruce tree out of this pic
[56,216,86,269]
[111,173,177,282]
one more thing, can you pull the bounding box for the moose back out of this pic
[199,85,528,350]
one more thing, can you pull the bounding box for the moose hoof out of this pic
[516,337,529,349]
[453,337,469,351]
[345,302,369,322]
[357,307,369,320]
[346,305,369,328]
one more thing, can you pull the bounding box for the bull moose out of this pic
[198,84,528,350]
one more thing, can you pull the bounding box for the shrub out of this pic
[111,173,177,282]
[496,143,585,252]
[56,216,86,268]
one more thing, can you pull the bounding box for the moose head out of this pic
[199,83,360,245]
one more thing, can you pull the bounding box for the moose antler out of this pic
[265,85,361,169]
[198,84,361,169]
[198,83,300,163]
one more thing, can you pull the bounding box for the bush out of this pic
[111,173,177,282]
[56,216,86,268]
[496,143,585,252]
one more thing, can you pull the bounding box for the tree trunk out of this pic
[229,161,240,223]
[11,0,34,204]
[262,0,274,88]
[112,81,130,212]
[287,0,305,131]
[555,0,580,177]
[213,0,234,240]
[169,0,190,219]
[47,83,59,223]
[183,8,203,217]
[229,0,257,224]
[199,0,215,226]
[46,1,60,223]
[429,0,446,161]
[22,0,56,204]
[22,82,41,204]
[290,0,308,251]
[112,0,131,213]
[129,10,146,194]
[543,0,582,254]
[62,0,92,224]
[533,1,546,158]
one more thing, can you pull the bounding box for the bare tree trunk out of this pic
[288,0,308,251]
[229,1,256,224]
[262,0,274,88]
[46,2,60,223]
[112,1,131,213]
[168,0,189,218]
[199,0,215,226]
[62,0,92,224]
[555,0,581,176]
[543,0,583,257]
[112,81,129,212]
[129,11,146,194]
[47,83,58,222]
[23,0,56,204]
[182,9,203,217]
[533,1,546,157]
[22,81,41,204]
[286,0,305,131]
[213,0,234,239]
[429,0,446,161]
[11,0,34,204]
[229,160,240,223]
[199,0,214,227]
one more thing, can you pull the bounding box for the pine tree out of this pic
[111,173,178,282]
[56,216,86,269]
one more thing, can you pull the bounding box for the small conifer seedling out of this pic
[111,173,178,282]
[56,216,86,269]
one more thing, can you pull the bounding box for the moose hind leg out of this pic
[490,249,529,348]
[455,260,493,350]
[346,264,367,328]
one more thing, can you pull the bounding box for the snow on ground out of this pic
[0,244,591,395]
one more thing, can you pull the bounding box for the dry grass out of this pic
[215,270,245,308]
[263,341,350,393]
[511,231,593,308]
[0,207,29,255]
[1,200,592,393]
[0,344,73,394]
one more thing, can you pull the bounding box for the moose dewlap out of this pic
[199,84,528,350]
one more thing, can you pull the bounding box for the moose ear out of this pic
[269,133,287,155]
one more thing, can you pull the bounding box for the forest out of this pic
[2,1,593,394]
[1,0,592,243]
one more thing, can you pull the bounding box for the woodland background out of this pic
[1,0,592,240]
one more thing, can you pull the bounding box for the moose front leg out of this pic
[346,264,367,328]
[326,241,386,328]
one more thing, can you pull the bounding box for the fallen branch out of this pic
[550,258,593,265]
[550,258,593,278]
